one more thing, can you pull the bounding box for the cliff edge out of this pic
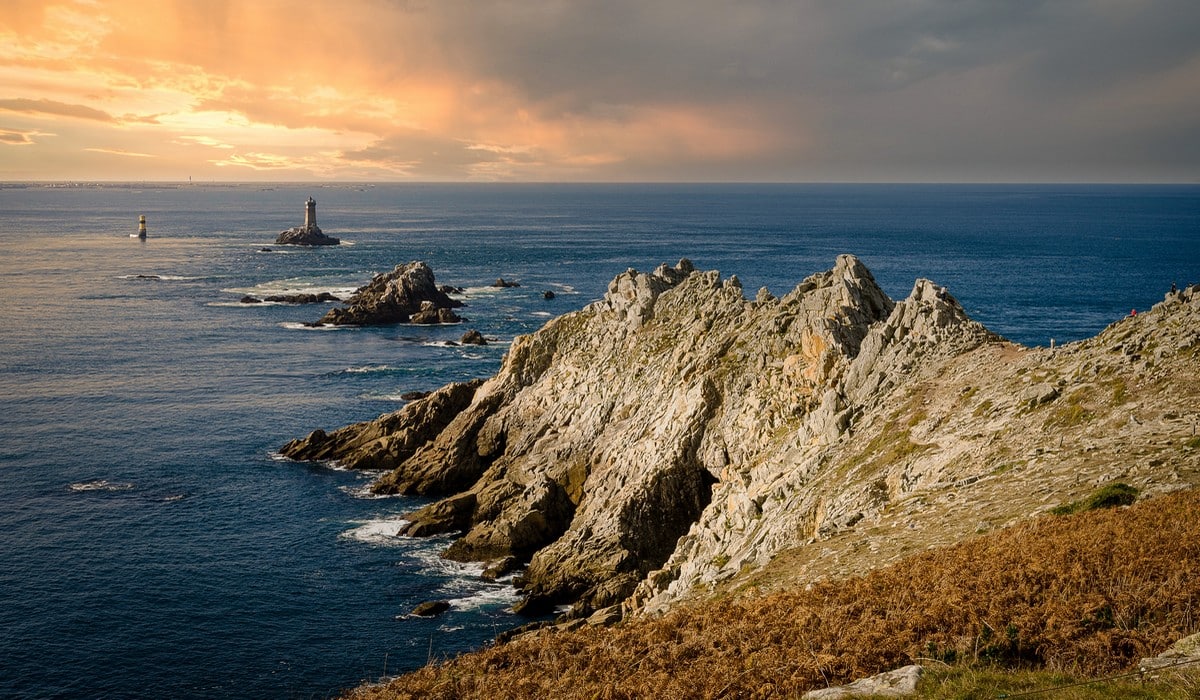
[282,255,1200,619]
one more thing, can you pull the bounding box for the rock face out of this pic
[313,261,464,326]
[276,223,339,246]
[282,256,1200,619]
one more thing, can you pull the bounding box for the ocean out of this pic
[0,183,1196,698]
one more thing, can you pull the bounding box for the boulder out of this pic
[314,261,464,326]
[275,224,339,246]
[801,664,923,699]
[409,600,451,617]
[481,556,519,581]
[1139,631,1200,672]
[460,329,488,346]
[410,301,463,325]
[543,290,556,300]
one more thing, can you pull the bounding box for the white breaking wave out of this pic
[222,276,359,298]
[408,545,487,578]
[337,482,398,500]
[342,365,401,374]
[531,311,553,317]
[69,480,133,492]
[119,274,202,281]
[448,584,521,612]
[340,517,412,545]
[280,322,349,331]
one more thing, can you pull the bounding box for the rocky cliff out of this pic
[282,255,1200,619]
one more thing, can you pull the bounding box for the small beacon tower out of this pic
[135,214,147,239]
[304,197,317,229]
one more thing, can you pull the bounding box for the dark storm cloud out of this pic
[400,0,1200,180]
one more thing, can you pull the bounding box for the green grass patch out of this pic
[1051,482,1139,516]
[916,664,1200,699]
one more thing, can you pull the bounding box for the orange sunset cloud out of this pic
[1,1,1197,182]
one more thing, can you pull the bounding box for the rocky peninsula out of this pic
[282,255,1200,622]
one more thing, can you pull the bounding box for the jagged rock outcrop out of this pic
[313,261,464,326]
[276,223,339,246]
[280,380,482,471]
[283,256,1200,619]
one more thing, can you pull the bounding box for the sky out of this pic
[1,0,1198,182]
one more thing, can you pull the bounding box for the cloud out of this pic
[212,152,297,170]
[0,0,1198,180]
[0,98,115,122]
[0,128,35,144]
[84,146,155,158]
[339,130,515,179]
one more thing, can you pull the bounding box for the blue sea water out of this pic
[0,183,1196,698]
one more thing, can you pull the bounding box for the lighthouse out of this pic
[133,214,147,239]
[304,197,317,228]
[275,196,339,245]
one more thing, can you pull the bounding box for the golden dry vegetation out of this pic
[347,487,1200,699]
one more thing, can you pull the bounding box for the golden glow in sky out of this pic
[2,1,1198,182]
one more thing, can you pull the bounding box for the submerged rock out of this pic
[314,261,464,326]
[241,292,340,304]
[492,278,521,288]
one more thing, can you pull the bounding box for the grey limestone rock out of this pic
[801,664,923,699]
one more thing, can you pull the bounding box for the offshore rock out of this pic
[460,329,488,346]
[410,301,463,325]
[241,292,341,304]
[314,261,464,326]
[409,600,451,617]
[283,258,1200,619]
[275,223,339,246]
